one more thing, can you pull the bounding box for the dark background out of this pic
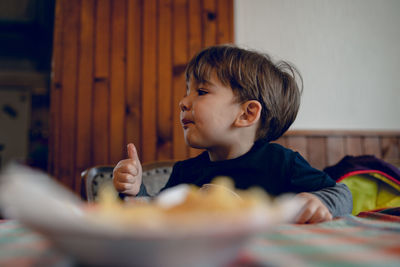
[0,0,55,171]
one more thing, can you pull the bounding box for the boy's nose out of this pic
[179,96,191,111]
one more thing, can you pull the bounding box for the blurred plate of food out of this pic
[0,165,302,267]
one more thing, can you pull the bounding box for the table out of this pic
[0,220,71,266]
[1,210,400,267]
[234,210,400,267]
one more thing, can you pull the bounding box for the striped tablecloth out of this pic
[0,220,71,267]
[234,209,400,267]
[1,209,400,267]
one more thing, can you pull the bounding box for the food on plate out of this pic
[88,177,275,230]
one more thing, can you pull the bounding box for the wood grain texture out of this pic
[216,0,232,44]
[188,0,202,58]
[93,0,111,165]
[188,0,203,158]
[172,0,188,160]
[59,0,79,188]
[110,0,127,164]
[381,137,399,161]
[76,0,94,189]
[157,0,173,160]
[286,130,400,137]
[306,137,327,170]
[344,136,363,156]
[125,0,142,157]
[282,131,400,168]
[326,136,345,166]
[363,137,382,158]
[141,0,157,162]
[203,0,217,47]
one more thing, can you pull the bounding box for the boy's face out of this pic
[179,72,242,150]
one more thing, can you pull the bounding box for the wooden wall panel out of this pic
[344,137,363,156]
[59,0,79,189]
[172,0,188,160]
[381,137,399,161]
[278,131,400,170]
[141,0,157,162]
[203,0,217,47]
[157,0,173,160]
[76,0,95,191]
[307,137,327,170]
[50,0,234,193]
[125,0,142,159]
[188,0,202,57]
[93,0,111,165]
[188,0,204,158]
[216,0,233,43]
[326,137,345,166]
[363,137,382,158]
[110,0,127,164]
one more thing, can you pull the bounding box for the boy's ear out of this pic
[234,100,262,127]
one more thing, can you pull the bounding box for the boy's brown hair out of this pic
[185,44,303,142]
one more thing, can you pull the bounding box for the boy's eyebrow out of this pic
[197,80,214,87]
[187,79,213,89]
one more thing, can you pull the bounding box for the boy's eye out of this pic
[197,89,208,96]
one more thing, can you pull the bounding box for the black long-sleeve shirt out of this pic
[161,139,352,217]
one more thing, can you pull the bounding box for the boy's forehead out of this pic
[187,71,219,86]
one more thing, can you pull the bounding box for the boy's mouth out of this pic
[181,118,194,129]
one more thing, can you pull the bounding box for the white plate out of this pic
[0,165,302,267]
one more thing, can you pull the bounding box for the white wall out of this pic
[235,0,400,130]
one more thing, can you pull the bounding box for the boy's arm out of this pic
[310,183,353,217]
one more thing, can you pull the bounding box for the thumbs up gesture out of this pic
[112,143,143,196]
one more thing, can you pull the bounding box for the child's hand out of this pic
[112,143,143,196]
[294,192,332,224]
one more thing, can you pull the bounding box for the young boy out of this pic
[113,45,352,224]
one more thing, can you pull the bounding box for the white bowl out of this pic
[48,225,252,267]
[0,165,302,267]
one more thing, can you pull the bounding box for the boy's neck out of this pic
[207,139,255,162]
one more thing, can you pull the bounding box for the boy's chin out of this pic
[184,137,205,150]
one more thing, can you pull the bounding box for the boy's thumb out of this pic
[127,143,139,160]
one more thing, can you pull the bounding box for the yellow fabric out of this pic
[369,172,400,191]
[340,173,400,215]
